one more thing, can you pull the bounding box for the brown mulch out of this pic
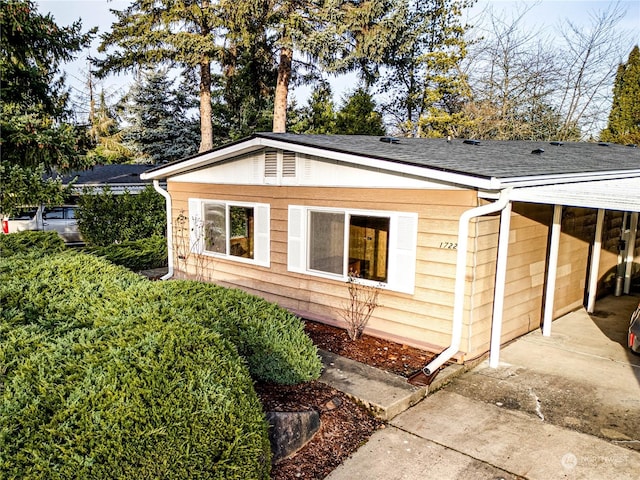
[256,320,435,480]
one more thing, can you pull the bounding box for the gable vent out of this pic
[463,139,480,145]
[282,151,296,177]
[264,150,277,177]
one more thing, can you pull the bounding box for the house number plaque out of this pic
[439,242,458,249]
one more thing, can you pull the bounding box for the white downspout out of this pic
[153,180,174,280]
[587,209,605,313]
[423,188,512,376]
[624,212,638,294]
[488,200,512,368]
[542,205,562,336]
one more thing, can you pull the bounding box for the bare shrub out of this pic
[339,272,382,341]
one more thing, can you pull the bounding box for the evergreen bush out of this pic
[130,281,323,385]
[1,249,323,478]
[83,235,168,271]
[1,318,270,479]
[76,185,165,246]
[0,230,65,257]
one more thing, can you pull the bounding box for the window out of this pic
[288,206,418,294]
[188,199,270,267]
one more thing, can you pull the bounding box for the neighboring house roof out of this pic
[141,133,640,211]
[51,164,157,193]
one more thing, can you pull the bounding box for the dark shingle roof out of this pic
[255,133,640,179]
[51,164,154,185]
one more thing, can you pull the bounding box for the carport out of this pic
[491,176,640,368]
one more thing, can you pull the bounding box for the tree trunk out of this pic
[273,46,292,133]
[199,60,213,152]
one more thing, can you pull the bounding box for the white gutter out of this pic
[423,188,512,375]
[153,180,174,280]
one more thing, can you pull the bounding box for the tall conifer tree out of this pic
[96,0,220,152]
[0,0,94,214]
[601,46,640,145]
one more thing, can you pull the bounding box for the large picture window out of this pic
[188,199,270,267]
[288,206,417,294]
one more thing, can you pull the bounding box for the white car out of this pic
[2,205,83,245]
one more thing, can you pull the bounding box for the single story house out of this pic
[141,133,640,374]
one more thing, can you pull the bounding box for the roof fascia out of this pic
[140,137,265,180]
[499,170,640,187]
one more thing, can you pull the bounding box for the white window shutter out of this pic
[388,213,418,294]
[188,198,204,254]
[254,205,270,267]
[288,206,306,272]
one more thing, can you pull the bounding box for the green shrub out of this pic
[0,251,145,335]
[0,230,65,257]
[83,235,168,271]
[1,318,271,479]
[132,281,323,385]
[77,185,165,246]
[0,252,321,384]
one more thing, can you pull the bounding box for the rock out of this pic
[266,410,321,462]
[323,396,343,411]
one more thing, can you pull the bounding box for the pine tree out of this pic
[289,82,337,134]
[120,70,199,164]
[336,88,386,135]
[601,46,640,145]
[380,0,474,137]
[227,1,404,133]
[0,0,94,214]
[87,90,134,164]
[95,0,221,152]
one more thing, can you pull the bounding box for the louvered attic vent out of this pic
[282,151,296,177]
[264,150,277,177]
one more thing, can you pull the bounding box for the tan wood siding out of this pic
[169,181,479,356]
[466,203,552,358]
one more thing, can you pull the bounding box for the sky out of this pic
[36,0,640,119]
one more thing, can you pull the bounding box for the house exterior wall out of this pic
[166,177,637,363]
[168,180,483,357]
[465,204,629,359]
[465,202,553,358]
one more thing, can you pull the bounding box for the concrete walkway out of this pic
[321,294,640,480]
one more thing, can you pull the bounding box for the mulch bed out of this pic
[256,320,435,480]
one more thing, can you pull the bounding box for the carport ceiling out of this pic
[509,177,640,212]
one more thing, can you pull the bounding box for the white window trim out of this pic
[189,198,270,267]
[288,205,418,294]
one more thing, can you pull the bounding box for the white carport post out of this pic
[587,209,605,313]
[489,201,512,368]
[624,212,638,294]
[542,205,562,337]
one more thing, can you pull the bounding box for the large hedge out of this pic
[2,316,270,479]
[1,248,323,478]
[0,252,271,479]
[82,235,168,271]
[0,230,65,257]
[76,185,165,246]
[131,281,323,385]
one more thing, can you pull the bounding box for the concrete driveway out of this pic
[327,294,640,479]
